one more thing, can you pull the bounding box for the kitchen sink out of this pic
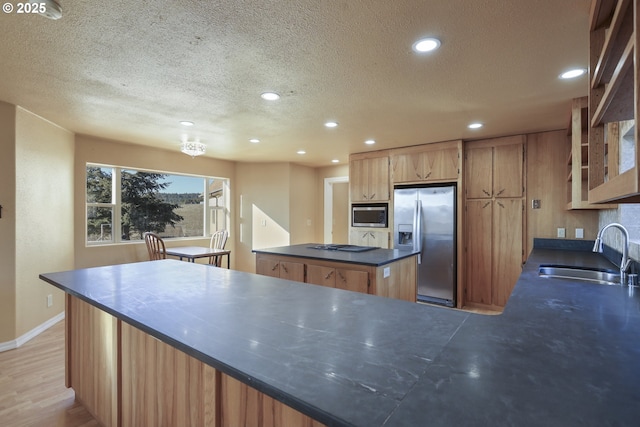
[538,265,620,286]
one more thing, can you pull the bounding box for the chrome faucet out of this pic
[593,223,631,285]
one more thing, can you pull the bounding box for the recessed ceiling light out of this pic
[468,122,483,129]
[365,139,376,145]
[331,159,340,163]
[325,121,338,128]
[559,68,587,79]
[261,92,280,101]
[180,121,194,126]
[412,37,441,53]
[249,138,260,143]
[297,150,306,155]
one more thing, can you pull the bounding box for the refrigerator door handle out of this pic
[414,200,422,264]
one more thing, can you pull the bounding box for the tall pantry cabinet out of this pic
[464,135,526,309]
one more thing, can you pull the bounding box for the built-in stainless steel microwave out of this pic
[352,203,388,228]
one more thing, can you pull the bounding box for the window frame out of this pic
[86,163,229,246]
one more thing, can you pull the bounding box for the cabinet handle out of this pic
[338,271,346,282]
[282,264,288,273]
[416,172,422,179]
[497,201,505,209]
[482,189,491,197]
[271,263,279,271]
[496,188,505,196]
[362,193,368,199]
[370,193,375,199]
[325,270,334,280]
[369,232,375,239]
[482,201,491,209]
[424,172,431,180]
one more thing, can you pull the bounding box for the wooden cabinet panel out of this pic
[391,146,459,183]
[367,230,389,248]
[350,159,368,202]
[368,157,390,201]
[392,152,422,182]
[464,137,525,309]
[349,230,389,248]
[350,156,390,201]
[67,296,118,427]
[493,143,523,198]
[429,147,459,180]
[465,146,493,198]
[465,200,493,305]
[335,269,369,293]
[279,261,305,282]
[306,264,337,287]
[492,199,523,307]
[308,264,368,293]
[255,253,414,302]
[256,258,305,282]
[120,322,217,427]
[220,374,324,427]
[256,258,281,277]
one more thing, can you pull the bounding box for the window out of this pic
[86,164,229,244]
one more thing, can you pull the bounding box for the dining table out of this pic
[164,246,230,268]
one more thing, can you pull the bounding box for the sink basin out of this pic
[538,265,620,286]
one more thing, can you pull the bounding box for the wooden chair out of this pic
[208,230,229,267]
[143,232,166,261]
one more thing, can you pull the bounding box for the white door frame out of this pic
[323,176,349,243]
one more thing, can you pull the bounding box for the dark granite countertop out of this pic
[40,247,640,426]
[253,243,418,267]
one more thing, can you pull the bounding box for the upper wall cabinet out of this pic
[350,153,390,202]
[588,0,640,203]
[566,96,618,209]
[390,140,461,184]
[465,136,524,199]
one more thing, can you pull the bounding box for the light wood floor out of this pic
[0,320,98,427]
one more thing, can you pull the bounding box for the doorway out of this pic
[323,176,349,244]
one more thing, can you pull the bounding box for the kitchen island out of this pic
[253,244,418,302]
[40,244,640,426]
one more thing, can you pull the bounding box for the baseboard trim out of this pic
[0,311,65,353]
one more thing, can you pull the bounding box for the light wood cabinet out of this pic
[390,140,461,184]
[464,136,525,309]
[392,148,459,182]
[587,0,640,203]
[256,258,305,281]
[566,96,617,209]
[349,229,389,248]
[255,252,417,302]
[307,264,369,293]
[67,296,325,427]
[350,155,390,202]
[466,141,523,199]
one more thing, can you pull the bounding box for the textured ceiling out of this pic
[0,0,591,167]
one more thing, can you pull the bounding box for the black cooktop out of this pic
[307,244,378,252]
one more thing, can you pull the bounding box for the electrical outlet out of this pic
[575,228,584,239]
[557,228,566,238]
[47,294,53,308]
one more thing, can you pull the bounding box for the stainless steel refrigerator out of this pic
[393,184,456,307]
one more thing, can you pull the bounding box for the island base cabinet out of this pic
[66,296,326,427]
[255,253,417,302]
[120,322,217,427]
[220,375,324,427]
